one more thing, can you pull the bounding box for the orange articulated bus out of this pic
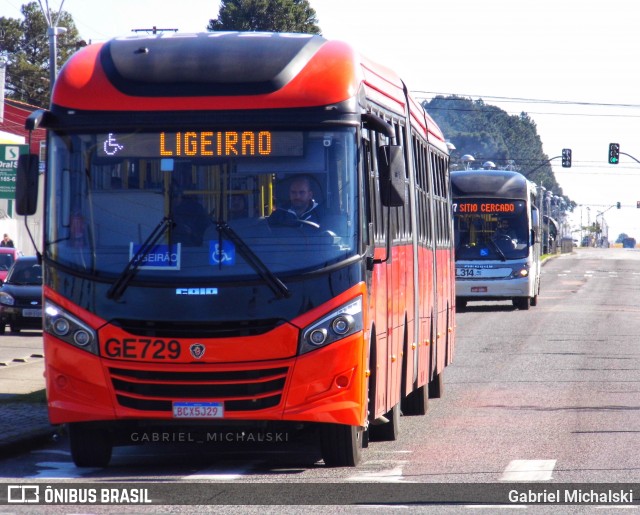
[17,32,455,467]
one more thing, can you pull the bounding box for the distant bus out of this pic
[17,32,456,467]
[622,237,636,248]
[451,170,541,310]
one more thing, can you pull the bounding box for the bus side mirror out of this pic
[531,229,539,245]
[378,145,406,207]
[16,154,39,216]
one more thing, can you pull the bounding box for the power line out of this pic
[415,92,640,119]
[413,91,640,110]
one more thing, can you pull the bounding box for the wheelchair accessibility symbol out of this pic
[209,240,236,266]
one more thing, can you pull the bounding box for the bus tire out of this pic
[513,297,530,310]
[369,402,400,441]
[456,299,467,311]
[429,370,444,398]
[530,294,538,307]
[401,384,428,416]
[319,423,363,467]
[69,423,112,468]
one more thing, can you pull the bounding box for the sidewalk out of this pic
[0,355,58,455]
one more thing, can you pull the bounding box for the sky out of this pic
[3,0,640,240]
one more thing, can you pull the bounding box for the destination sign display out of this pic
[97,131,304,158]
[453,200,525,214]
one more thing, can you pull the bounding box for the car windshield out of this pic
[45,128,358,282]
[6,260,42,285]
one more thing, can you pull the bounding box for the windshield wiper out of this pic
[215,220,291,299]
[487,238,507,261]
[107,216,173,300]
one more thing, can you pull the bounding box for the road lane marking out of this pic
[499,460,556,481]
[346,465,410,482]
[27,461,100,478]
[184,465,253,480]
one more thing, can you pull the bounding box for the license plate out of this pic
[173,401,224,419]
[22,308,42,317]
[456,268,482,277]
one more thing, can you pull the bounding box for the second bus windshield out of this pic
[453,199,529,260]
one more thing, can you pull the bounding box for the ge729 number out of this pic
[103,338,181,360]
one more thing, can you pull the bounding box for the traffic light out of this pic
[609,143,620,164]
[617,202,621,209]
[561,148,572,168]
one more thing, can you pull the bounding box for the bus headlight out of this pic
[511,265,529,278]
[299,296,363,355]
[44,300,98,355]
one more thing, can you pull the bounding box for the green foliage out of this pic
[424,95,571,206]
[208,0,321,33]
[1,1,84,107]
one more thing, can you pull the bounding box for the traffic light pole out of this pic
[619,152,640,164]
[521,154,562,177]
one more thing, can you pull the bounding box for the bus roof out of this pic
[450,170,535,200]
[49,32,445,148]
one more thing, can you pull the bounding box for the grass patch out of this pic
[0,389,47,405]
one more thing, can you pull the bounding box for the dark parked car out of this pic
[0,256,43,334]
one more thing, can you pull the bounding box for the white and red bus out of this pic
[17,32,455,467]
[451,169,541,310]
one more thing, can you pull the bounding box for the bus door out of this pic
[365,134,390,419]
[386,219,404,411]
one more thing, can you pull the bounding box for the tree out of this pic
[208,0,321,34]
[1,1,83,107]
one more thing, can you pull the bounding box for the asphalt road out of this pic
[0,329,43,366]
[1,247,639,512]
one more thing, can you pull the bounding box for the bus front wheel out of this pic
[319,423,363,467]
[513,297,530,310]
[69,423,112,468]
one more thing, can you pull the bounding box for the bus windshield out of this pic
[45,128,358,281]
[453,199,530,260]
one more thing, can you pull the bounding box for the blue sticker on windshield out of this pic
[480,247,489,257]
[209,240,236,266]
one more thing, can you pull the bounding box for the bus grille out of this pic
[108,366,288,413]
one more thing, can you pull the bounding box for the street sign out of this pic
[0,144,29,200]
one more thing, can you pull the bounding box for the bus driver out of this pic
[493,218,518,242]
[269,175,322,226]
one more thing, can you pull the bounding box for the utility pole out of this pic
[48,26,67,93]
[38,0,67,93]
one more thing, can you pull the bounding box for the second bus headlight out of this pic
[299,296,363,355]
[511,264,530,278]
